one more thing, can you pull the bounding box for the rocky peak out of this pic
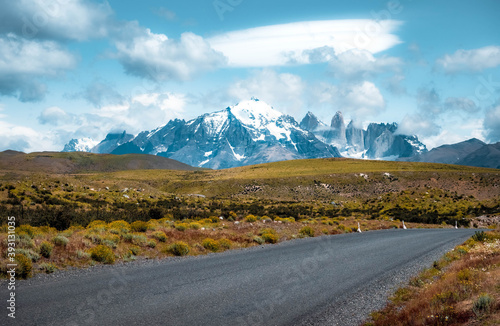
[300,111,324,131]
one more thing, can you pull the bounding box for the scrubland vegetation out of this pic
[0,157,498,278]
[365,230,500,326]
[1,213,434,278]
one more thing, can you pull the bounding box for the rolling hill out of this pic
[0,151,196,173]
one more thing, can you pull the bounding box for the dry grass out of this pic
[0,217,441,278]
[365,231,500,326]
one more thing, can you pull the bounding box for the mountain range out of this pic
[62,99,499,170]
[400,138,500,169]
[63,99,431,169]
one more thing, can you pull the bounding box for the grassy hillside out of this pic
[0,157,499,230]
[0,151,196,173]
[105,158,500,200]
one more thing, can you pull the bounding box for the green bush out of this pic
[253,236,264,244]
[103,234,120,248]
[175,223,188,232]
[123,251,136,262]
[202,238,220,252]
[76,250,90,259]
[129,246,140,256]
[130,221,149,232]
[102,240,117,249]
[189,222,202,230]
[152,231,168,242]
[16,248,40,262]
[39,241,53,258]
[299,226,315,237]
[456,245,469,255]
[53,235,70,247]
[131,234,148,246]
[472,231,487,242]
[38,262,58,274]
[18,225,36,238]
[84,233,103,244]
[473,293,494,317]
[337,224,352,233]
[168,241,190,256]
[89,245,115,264]
[16,233,35,248]
[15,254,33,279]
[122,233,133,242]
[147,240,157,248]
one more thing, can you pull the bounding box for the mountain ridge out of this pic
[62,99,429,169]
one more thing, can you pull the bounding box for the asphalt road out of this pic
[4,229,477,326]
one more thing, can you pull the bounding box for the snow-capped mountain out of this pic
[62,138,99,152]
[300,112,427,159]
[110,99,340,169]
[91,131,134,154]
[62,99,426,168]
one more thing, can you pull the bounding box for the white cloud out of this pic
[227,70,305,113]
[29,92,189,151]
[417,87,480,116]
[113,27,227,81]
[208,19,402,67]
[155,7,177,21]
[436,46,500,73]
[417,87,442,115]
[38,106,75,125]
[443,97,479,113]
[397,113,441,138]
[419,118,485,149]
[72,80,125,107]
[89,92,188,134]
[0,35,76,101]
[0,0,112,41]
[0,117,53,152]
[385,74,406,95]
[483,103,500,142]
[303,48,402,80]
[312,81,386,120]
[330,50,402,80]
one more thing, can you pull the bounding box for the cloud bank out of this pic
[437,46,500,73]
[208,19,402,67]
[113,28,227,81]
[0,35,76,101]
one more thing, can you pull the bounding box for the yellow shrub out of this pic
[218,238,232,250]
[89,245,115,264]
[168,242,190,256]
[299,226,315,237]
[202,238,220,252]
[275,217,295,223]
[245,215,257,223]
[190,222,202,230]
[259,229,279,243]
[87,220,107,229]
[130,221,148,232]
[15,254,33,279]
[152,231,168,242]
[108,220,130,232]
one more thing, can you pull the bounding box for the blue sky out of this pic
[0,0,499,152]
